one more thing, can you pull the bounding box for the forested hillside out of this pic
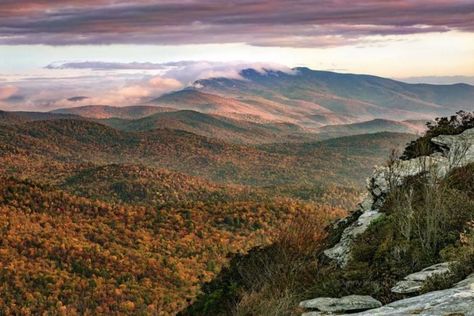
[0,117,414,314]
[0,119,413,189]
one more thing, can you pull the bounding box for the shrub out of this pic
[423,220,474,292]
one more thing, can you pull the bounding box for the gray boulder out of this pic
[391,262,454,294]
[299,295,382,313]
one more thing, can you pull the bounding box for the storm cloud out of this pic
[1,0,473,47]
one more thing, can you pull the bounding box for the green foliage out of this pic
[332,163,474,302]
[423,220,474,292]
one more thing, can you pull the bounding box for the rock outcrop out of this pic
[432,127,474,166]
[333,274,474,315]
[324,128,474,267]
[299,295,382,314]
[391,262,454,294]
[300,127,474,316]
[323,210,382,267]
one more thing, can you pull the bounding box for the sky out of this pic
[1,0,474,110]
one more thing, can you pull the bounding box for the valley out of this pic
[0,67,472,315]
[0,99,416,314]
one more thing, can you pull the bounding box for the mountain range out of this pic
[42,68,473,142]
[150,68,474,127]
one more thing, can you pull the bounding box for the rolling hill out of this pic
[51,105,174,119]
[0,119,414,188]
[317,118,428,138]
[0,172,333,314]
[0,110,81,124]
[99,110,313,144]
[0,114,426,315]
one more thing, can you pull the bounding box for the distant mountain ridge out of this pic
[318,118,428,138]
[33,67,473,144]
[152,67,474,127]
[151,89,280,123]
[2,105,422,145]
[0,110,81,124]
[99,109,313,144]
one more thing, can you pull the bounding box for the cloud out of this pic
[0,0,473,47]
[60,75,183,107]
[48,60,294,84]
[111,76,182,103]
[0,85,18,100]
[148,77,182,90]
[67,96,89,102]
[46,61,168,70]
[2,60,296,110]
[117,85,150,98]
[399,75,474,85]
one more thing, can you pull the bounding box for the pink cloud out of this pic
[148,77,182,90]
[0,85,18,100]
[118,85,150,98]
[84,76,182,106]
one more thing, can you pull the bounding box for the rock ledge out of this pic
[391,262,454,294]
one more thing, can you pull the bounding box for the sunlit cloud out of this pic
[1,1,473,111]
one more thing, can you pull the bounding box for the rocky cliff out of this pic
[324,127,474,267]
[301,127,474,315]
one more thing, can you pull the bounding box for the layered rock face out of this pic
[324,127,474,267]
